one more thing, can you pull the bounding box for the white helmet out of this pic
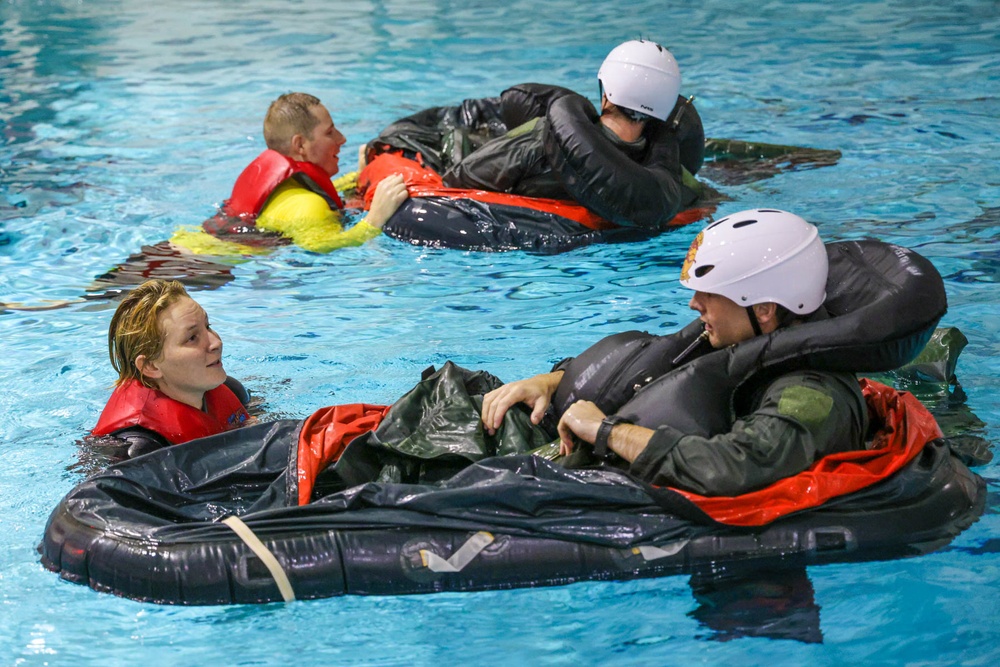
[598,40,681,121]
[679,209,828,314]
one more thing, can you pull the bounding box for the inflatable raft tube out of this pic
[362,83,839,252]
[39,378,984,605]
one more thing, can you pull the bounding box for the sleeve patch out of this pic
[777,385,834,428]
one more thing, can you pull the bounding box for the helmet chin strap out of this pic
[745,306,763,337]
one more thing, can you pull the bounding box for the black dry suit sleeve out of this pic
[370,96,507,173]
[543,94,685,229]
[224,376,251,409]
[498,83,579,129]
[113,427,171,458]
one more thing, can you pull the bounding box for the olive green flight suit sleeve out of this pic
[629,370,868,496]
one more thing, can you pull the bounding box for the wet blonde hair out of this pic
[108,279,190,388]
[263,92,323,155]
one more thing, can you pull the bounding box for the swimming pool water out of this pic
[2,0,999,664]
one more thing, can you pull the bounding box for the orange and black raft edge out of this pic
[38,240,986,605]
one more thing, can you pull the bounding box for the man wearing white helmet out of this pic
[436,39,704,228]
[597,38,684,130]
[482,209,869,496]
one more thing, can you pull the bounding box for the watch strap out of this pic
[594,414,631,458]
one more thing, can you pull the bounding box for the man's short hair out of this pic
[263,92,322,155]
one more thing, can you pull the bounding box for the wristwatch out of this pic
[594,414,631,459]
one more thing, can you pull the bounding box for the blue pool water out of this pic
[2,0,999,663]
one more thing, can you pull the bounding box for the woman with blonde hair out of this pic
[92,279,250,456]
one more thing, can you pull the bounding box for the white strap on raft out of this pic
[634,541,689,561]
[420,531,494,573]
[222,516,296,602]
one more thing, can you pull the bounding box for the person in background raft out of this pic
[92,279,252,457]
[432,39,704,224]
[173,92,409,255]
[481,209,869,496]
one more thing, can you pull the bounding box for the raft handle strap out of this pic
[420,531,494,573]
[222,516,296,602]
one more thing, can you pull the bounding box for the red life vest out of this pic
[92,379,250,445]
[223,149,344,217]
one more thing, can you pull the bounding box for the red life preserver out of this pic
[224,149,344,216]
[203,150,345,239]
[93,379,250,445]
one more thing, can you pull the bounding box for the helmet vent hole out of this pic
[694,265,714,278]
[705,216,729,231]
[732,219,758,229]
